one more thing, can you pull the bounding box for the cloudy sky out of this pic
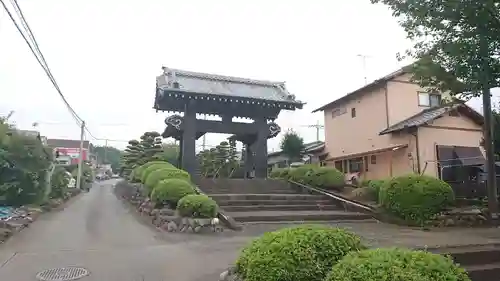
[0,0,492,151]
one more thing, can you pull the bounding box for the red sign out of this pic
[55,147,88,164]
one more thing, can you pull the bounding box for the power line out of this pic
[0,0,82,126]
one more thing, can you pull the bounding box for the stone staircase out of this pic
[196,178,372,223]
[431,245,500,281]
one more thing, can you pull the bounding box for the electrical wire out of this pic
[1,0,82,126]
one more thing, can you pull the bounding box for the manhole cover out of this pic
[36,267,89,281]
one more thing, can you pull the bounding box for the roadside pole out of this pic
[43,163,56,202]
[76,121,85,190]
[479,29,499,220]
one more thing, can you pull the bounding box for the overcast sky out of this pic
[0,0,491,151]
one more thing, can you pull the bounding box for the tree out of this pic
[0,118,52,205]
[138,131,163,164]
[120,140,141,176]
[156,142,179,166]
[92,145,122,172]
[369,0,500,98]
[280,130,305,163]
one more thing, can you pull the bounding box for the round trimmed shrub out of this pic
[151,178,196,207]
[379,174,455,224]
[235,225,365,281]
[176,194,219,218]
[269,168,286,178]
[144,168,190,193]
[288,164,317,184]
[141,163,175,184]
[137,161,173,180]
[325,248,470,281]
[307,167,344,189]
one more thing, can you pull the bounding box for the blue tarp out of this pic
[0,206,14,219]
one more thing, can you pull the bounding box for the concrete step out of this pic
[430,245,500,281]
[217,199,334,206]
[210,194,326,201]
[203,190,297,195]
[222,204,339,212]
[466,262,500,281]
[227,210,372,222]
[441,245,500,266]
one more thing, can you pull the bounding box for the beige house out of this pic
[313,67,485,181]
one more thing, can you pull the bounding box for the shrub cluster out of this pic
[131,161,220,218]
[270,165,344,190]
[236,225,365,281]
[379,174,455,224]
[235,225,469,281]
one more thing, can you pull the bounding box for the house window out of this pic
[351,108,356,118]
[348,157,363,173]
[364,156,369,171]
[370,155,377,164]
[418,92,441,107]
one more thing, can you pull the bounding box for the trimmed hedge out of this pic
[379,174,455,224]
[177,194,219,218]
[276,165,345,189]
[136,161,174,181]
[326,248,470,281]
[236,225,365,281]
[144,168,190,193]
[151,178,195,207]
[307,166,344,189]
[141,163,173,183]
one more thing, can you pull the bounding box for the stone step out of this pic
[200,188,297,194]
[216,199,334,206]
[210,194,326,201]
[466,262,500,281]
[429,245,500,281]
[227,210,372,222]
[437,245,500,266]
[222,204,340,212]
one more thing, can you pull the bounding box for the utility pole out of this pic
[302,121,325,141]
[202,115,207,150]
[479,28,499,220]
[76,121,85,190]
[357,54,370,85]
[104,139,108,163]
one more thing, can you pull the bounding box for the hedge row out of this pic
[270,165,344,190]
[131,161,219,218]
[236,225,469,281]
[271,165,455,225]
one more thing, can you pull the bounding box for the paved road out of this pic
[3,180,499,281]
[0,180,250,281]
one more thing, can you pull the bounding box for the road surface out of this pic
[0,180,248,281]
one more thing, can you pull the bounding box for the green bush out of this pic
[236,225,365,281]
[151,178,196,207]
[144,168,190,193]
[176,194,219,218]
[325,248,470,281]
[288,164,317,184]
[141,163,175,183]
[269,168,286,178]
[307,166,344,189]
[137,161,173,181]
[379,175,455,224]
